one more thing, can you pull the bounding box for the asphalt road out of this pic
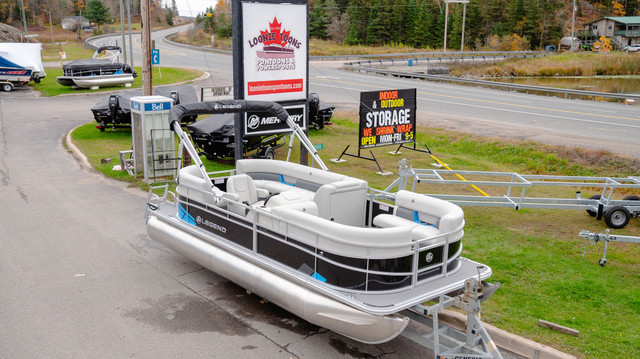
[92,25,640,160]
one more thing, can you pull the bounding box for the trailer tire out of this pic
[2,83,13,92]
[604,206,631,229]
[598,258,607,267]
[586,195,601,217]
[263,147,275,160]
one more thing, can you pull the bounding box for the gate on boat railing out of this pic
[386,159,640,229]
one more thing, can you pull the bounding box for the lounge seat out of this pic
[272,206,413,258]
[374,190,464,245]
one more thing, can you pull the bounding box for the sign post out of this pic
[232,0,309,163]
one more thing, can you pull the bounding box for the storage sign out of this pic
[358,88,416,149]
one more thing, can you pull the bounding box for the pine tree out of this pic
[171,0,178,15]
[310,0,329,39]
[85,0,111,27]
[403,0,419,47]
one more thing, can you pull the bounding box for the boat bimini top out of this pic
[145,100,493,344]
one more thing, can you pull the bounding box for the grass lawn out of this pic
[31,67,202,97]
[41,41,95,62]
[71,116,640,358]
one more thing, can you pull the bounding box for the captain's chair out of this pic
[226,174,269,216]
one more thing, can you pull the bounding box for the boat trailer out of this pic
[401,276,503,359]
[386,159,640,229]
[579,230,640,266]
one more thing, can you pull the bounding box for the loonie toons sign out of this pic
[242,2,307,102]
[358,89,417,149]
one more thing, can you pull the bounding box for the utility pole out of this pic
[141,0,152,95]
[119,0,127,64]
[49,11,55,43]
[126,0,134,69]
[19,0,28,38]
[571,0,576,53]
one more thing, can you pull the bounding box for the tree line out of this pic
[0,0,178,29]
[196,0,640,51]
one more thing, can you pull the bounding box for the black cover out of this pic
[154,85,198,106]
[185,110,285,161]
[62,59,135,77]
[90,85,199,130]
[187,113,234,136]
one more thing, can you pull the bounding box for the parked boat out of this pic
[0,43,46,91]
[145,100,492,344]
[57,46,136,89]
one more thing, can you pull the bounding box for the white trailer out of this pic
[386,159,640,229]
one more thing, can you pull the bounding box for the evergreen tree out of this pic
[85,0,111,27]
[171,0,178,15]
[403,0,419,47]
[449,5,463,50]
[388,0,407,44]
[366,0,385,44]
[465,1,484,50]
[434,4,446,49]
[310,0,329,39]
[508,0,526,36]
[344,0,369,45]
[523,0,541,49]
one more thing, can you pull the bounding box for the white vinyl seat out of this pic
[226,174,269,216]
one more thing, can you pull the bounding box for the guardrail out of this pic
[93,30,638,104]
[343,60,640,103]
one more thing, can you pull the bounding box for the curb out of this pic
[439,310,577,359]
[65,126,92,170]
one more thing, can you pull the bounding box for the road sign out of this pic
[152,49,159,65]
[313,144,323,150]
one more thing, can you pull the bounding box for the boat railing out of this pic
[146,183,176,223]
[171,179,465,294]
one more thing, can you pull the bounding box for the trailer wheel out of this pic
[2,83,13,92]
[604,206,631,229]
[586,194,601,217]
[598,258,607,267]
[264,147,275,160]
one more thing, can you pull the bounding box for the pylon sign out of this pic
[239,0,308,103]
[231,0,309,161]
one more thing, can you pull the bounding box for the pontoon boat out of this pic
[57,46,136,89]
[145,100,492,344]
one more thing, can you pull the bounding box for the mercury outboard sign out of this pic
[244,104,305,136]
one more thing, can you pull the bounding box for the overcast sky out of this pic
[172,0,216,18]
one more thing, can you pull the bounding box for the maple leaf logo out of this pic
[260,17,290,47]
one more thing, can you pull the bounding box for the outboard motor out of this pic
[170,90,180,105]
[108,94,120,128]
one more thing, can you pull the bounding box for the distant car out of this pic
[625,44,640,52]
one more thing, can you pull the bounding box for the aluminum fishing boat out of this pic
[145,100,492,344]
[56,46,136,89]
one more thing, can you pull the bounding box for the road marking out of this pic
[311,77,640,123]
